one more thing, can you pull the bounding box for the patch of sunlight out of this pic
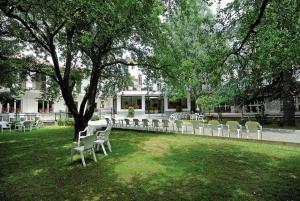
[32,168,46,176]
[63,143,73,149]
[232,188,251,199]
[0,140,17,144]
[114,137,190,182]
[141,138,171,157]
[115,153,167,182]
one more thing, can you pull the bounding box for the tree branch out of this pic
[222,0,270,65]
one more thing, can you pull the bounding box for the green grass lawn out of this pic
[1,127,300,201]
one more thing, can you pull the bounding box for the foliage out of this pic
[0,127,300,200]
[90,114,100,121]
[152,0,228,101]
[127,106,135,117]
[0,0,168,139]
[218,0,300,126]
[57,118,75,126]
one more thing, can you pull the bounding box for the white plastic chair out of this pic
[15,121,33,132]
[142,119,150,130]
[208,120,223,136]
[76,126,95,145]
[226,121,242,138]
[162,120,170,132]
[133,119,140,128]
[71,134,97,167]
[245,121,263,139]
[152,119,160,131]
[0,121,11,133]
[94,124,112,156]
[31,120,41,129]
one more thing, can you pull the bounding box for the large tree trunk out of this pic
[74,115,89,141]
[281,71,295,127]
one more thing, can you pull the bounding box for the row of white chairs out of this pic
[105,118,263,139]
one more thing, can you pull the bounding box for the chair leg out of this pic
[70,149,74,162]
[217,128,221,136]
[107,141,112,152]
[101,143,107,156]
[92,148,97,162]
[80,152,86,167]
[258,130,262,140]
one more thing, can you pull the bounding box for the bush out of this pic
[57,118,75,126]
[91,114,100,121]
[128,107,135,117]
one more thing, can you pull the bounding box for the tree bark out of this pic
[74,115,88,140]
[281,70,295,126]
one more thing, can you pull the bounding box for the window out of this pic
[35,73,46,90]
[214,105,231,113]
[121,96,142,109]
[38,100,53,113]
[168,98,188,109]
[1,100,21,113]
[100,101,105,108]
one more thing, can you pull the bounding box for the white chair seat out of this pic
[73,146,84,152]
[94,139,105,143]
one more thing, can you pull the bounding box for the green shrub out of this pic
[57,118,64,126]
[91,114,100,121]
[64,118,75,126]
[128,107,135,117]
[57,118,75,126]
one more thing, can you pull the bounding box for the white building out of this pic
[0,65,191,120]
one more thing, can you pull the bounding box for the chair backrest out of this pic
[124,119,130,125]
[87,126,95,136]
[208,120,220,130]
[97,124,112,141]
[81,135,97,150]
[142,119,149,126]
[226,121,240,131]
[162,120,169,127]
[174,120,182,128]
[152,119,160,127]
[133,119,139,126]
[23,121,32,128]
[245,121,261,133]
[0,121,10,129]
[191,120,201,128]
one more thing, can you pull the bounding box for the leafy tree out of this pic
[0,0,166,139]
[219,0,300,126]
[151,0,232,116]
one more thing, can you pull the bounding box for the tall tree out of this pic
[219,0,300,126]
[0,0,165,139]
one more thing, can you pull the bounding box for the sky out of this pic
[210,0,233,14]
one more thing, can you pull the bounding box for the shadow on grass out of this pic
[0,128,300,201]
